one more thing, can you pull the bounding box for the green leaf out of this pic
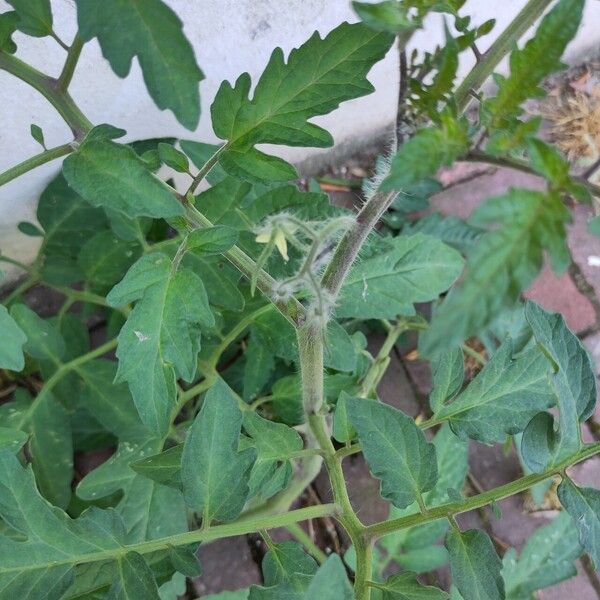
[429,348,464,413]
[186,226,239,255]
[446,528,504,600]
[75,0,203,129]
[521,302,595,471]
[63,139,184,219]
[433,340,554,444]
[180,141,228,185]
[0,305,26,371]
[0,11,19,53]
[17,221,44,236]
[168,544,201,577]
[36,173,108,285]
[181,379,256,524]
[336,234,463,319]
[108,551,161,600]
[558,478,600,569]
[423,188,570,354]
[486,0,584,125]
[381,116,469,190]
[28,393,73,509]
[502,511,581,599]
[131,444,183,489]
[0,450,129,596]
[353,1,417,34]
[10,304,65,363]
[347,398,437,509]
[333,392,357,443]
[305,554,353,599]
[77,438,187,542]
[243,411,303,500]
[376,572,449,599]
[30,123,45,148]
[249,541,317,599]
[6,0,52,37]
[77,230,141,291]
[74,360,148,441]
[211,22,393,181]
[589,216,600,237]
[0,427,28,453]
[108,253,214,434]
[243,334,275,401]
[158,142,189,173]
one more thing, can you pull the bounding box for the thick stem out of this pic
[321,191,396,300]
[454,0,554,112]
[297,323,325,414]
[0,143,74,188]
[0,53,92,138]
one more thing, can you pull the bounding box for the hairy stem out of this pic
[321,190,396,300]
[0,143,74,188]
[454,0,554,112]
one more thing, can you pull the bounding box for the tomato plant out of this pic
[1,0,599,598]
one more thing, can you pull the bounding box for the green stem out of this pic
[364,442,600,540]
[185,202,306,327]
[58,35,84,90]
[186,144,227,196]
[1,275,40,305]
[0,143,73,188]
[461,343,487,366]
[0,503,338,576]
[321,191,396,301]
[0,53,92,138]
[454,0,553,112]
[285,523,327,564]
[297,323,325,414]
[466,150,600,199]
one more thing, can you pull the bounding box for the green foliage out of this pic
[348,398,438,509]
[75,0,203,129]
[211,22,394,181]
[502,512,582,598]
[1,1,599,599]
[423,188,571,353]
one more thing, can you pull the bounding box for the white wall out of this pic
[1,0,599,281]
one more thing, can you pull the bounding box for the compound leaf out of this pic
[211,22,394,181]
[485,0,584,125]
[76,0,203,129]
[336,234,463,320]
[347,398,437,509]
[181,380,256,524]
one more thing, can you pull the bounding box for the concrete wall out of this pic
[1,0,599,281]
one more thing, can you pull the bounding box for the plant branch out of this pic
[465,150,600,199]
[0,143,74,188]
[363,442,600,540]
[58,35,84,90]
[454,0,554,112]
[185,144,226,196]
[321,190,397,301]
[0,503,338,577]
[0,52,92,138]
